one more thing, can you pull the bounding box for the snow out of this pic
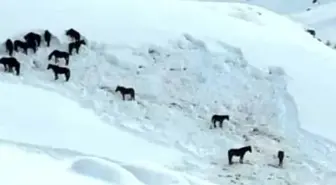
[192,0,336,13]
[289,1,336,42]
[0,0,336,185]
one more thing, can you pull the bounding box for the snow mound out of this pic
[70,158,145,185]
[0,145,109,185]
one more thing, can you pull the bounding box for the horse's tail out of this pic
[48,51,54,60]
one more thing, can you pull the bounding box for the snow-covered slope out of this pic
[1,0,336,185]
[290,1,336,42]
[190,0,335,13]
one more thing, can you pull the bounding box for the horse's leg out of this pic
[76,46,79,54]
[54,72,59,80]
[3,64,8,72]
[122,94,125,100]
[55,57,59,64]
[228,153,233,165]
[219,120,223,128]
[66,57,69,65]
[239,154,244,164]
[213,120,217,128]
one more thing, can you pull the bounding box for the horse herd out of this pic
[1,28,134,100]
[1,28,85,80]
[211,114,285,167]
[1,29,285,167]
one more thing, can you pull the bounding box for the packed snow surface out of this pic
[0,0,336,185]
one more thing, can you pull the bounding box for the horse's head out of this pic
[47,64,52,70]
[115,86,121,92]
[247,146,252,153]
[80,40,86,45]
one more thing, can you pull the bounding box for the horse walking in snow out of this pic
[0,57,21,75]
[115,86,135,101]
[65,28,81,41]
[228,145,252,165]
[47,64,71,81]
[68,39,86,55]
[277,150,284,167]
[14,40,37,54]
[44,30,52,47]
[211,114,230,129]
[48,50,70,65]
[5,39,14,56]
[24,32,41,47]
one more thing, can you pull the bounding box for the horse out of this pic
[65,28,81,41]
[14,40,37,54]
[44,30,52,47]
[115,85,135,100]
[228,145,252,165]
[211,114,230,128]
[68,40,86,55]
[277,150,284,167]
[306,29,316,37]
[5,39,14,56]
[24,32,41,47]
[48,50,70,65]
[0,57,20,75]
[47,64,71,81]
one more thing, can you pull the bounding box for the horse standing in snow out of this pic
[44,30,52,47]
[47,64,71,81]
[211,114,230,129]
[0,57,21,75]
[24,32,41,47]
[5,39,14,56]
[48,50,70,65]
[14,40,37,54]
[68,40,86,55]
[306,29,316,37]
[228,145,252,165]
[115,86,135,101]
[65,28,81,41]
[277,150,284,167]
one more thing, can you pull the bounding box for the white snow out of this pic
[0,0,336,185]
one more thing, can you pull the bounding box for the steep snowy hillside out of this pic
[191,0,335,13]
[290,1,336,42]
[1,0,336,185]
[0,82,214,185]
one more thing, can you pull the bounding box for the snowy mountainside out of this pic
[190,0,335,13]
[290,1,336,42]
[1,0,336,185]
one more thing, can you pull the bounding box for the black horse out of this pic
[115,86,135,100]
[44,30,52,47]
[306,29,316,37]
[14,40,37,54]
[47,64,71,81]
[68,40,86,55]
[65,28,81,41]
[228,145,252,165]
[5,39,14,56]
[0,57,20,75]
[211,114,230,128]
[277,150,284,167]
[24,32,41,47]
[48,50,70,65]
